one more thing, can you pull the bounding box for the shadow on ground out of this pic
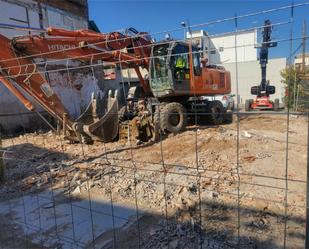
[0,184,305,249]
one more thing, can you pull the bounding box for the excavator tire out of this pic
[273,98,279,111]
[205,100,224,125]
[153,105,165,141]
[160,102,187,134]
[223,110,233,124]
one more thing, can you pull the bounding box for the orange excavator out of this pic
[0,26,231,143]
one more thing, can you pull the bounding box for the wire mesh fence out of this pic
[0,2,308,249]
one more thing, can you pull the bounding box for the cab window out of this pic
[193,48,201,76]
[171,44,189,80]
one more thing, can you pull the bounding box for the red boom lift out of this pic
[245,20,280,111]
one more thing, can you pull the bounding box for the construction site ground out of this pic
[0,113,307,249]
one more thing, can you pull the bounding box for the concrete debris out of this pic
[256,152,272,159]
[243,131,252,138]
[0,114,306,248]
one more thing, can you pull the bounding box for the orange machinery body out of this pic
[191,67,231,96]
[149,41,231,99]
[0,27,231,142]
[189,43,231,96]
[13,27,151,63]
[0,28,152,126]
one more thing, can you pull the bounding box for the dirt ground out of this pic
[0,113,307,248]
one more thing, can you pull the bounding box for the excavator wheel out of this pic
[223,110,233,124]
[153,105,164,141]
[205,100,224,125]
[160,102,187,134]
[273,98,280,111]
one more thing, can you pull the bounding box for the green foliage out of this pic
[280,66,306,108]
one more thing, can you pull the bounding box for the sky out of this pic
[88,0,309,58]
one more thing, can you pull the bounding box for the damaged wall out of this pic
[0,0,94,133]
[0,0,143,133]
[45,63,102,119]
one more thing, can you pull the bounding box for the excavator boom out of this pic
[0,27,153,142]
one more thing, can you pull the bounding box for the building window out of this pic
[219,47,224,52]
[210,50,216,54]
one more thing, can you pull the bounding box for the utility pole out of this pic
[302,20,307,75]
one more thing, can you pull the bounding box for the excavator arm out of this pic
[0,27,153,142]
[12,27,151,66]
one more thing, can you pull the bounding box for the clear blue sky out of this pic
[88,0,309,59]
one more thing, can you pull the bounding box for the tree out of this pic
[280,66,306,109]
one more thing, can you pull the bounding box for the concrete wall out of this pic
[43,4,88,30]
[222,57,287,104]
[209,31,257,64]
[187,30,258,64]
[295,55,309,67]
[0,0,40,38]
[38,0,88,20]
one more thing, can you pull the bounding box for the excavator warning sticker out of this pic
[40,83,54,98]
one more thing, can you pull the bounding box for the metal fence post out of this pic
[0,135,3,182]
[305,112,309,248]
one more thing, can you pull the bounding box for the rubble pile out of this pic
[0,114,307,248]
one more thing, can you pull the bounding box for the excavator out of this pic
[0,26,231,143]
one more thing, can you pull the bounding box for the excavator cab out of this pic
[150,41,193,98]
[149,41,230,99]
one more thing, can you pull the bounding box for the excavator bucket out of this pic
[73,90,119,143]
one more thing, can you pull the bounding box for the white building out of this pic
[294,53,309,71]
[187,29,286,103]
[187,29,258,64]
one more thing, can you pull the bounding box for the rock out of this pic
[254,199,269,211]
[208,191,218,199]
[256,152,272,159]
[218,127,226,133]
[188,184,197,194]
[201,179,212,188]
[242,155,256,163]
[72,185,81,195]
[149,228,157,236]
[71,171,81,183]
[243,131,252,138]
[251,217,268,230]
[220,154,228,161]
[169,239,178,249]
